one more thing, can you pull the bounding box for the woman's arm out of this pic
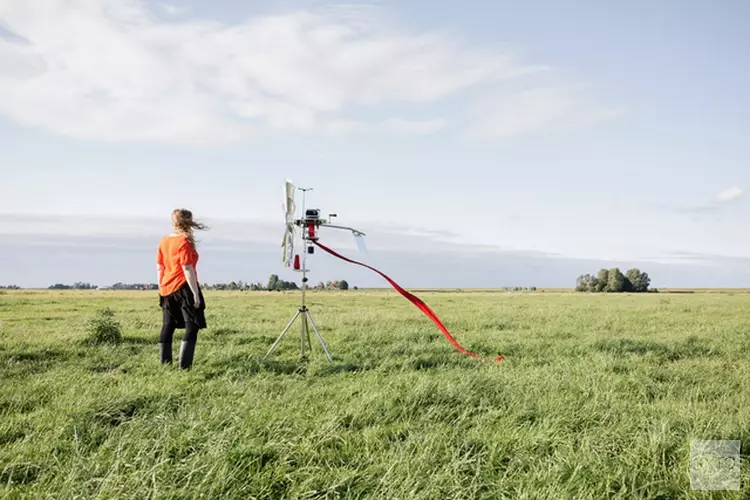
[157,264,164,288]
[182,264,201,307]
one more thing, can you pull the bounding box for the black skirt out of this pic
[159,283,207,329]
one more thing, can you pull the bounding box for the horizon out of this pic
[2,211,749,290]
[1,1,748,288]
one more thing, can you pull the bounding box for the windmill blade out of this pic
[283,178,295,223]
[282,226,295,267]
[281,179,296,267]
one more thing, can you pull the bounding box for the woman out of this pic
[157,209,208,369]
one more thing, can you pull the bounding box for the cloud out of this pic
[716,187,744,203]
[0,1,547,144]
[159,3,187,16]
[380,118,447,135]
[0,213,490,254]
[653,186,745,217]
[650,251,750,273]
[465,86,624,140]
[3,231,750,289]
[3,216,749,289]
[670,204,720,216]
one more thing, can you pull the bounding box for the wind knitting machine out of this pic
[265,179,366,361]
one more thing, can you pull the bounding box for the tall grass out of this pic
[0,289,748,498]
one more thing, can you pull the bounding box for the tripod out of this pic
[264,188,334,362]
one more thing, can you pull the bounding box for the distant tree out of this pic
[594,269,609,292]
[638,271,651,292]
[576,274,599,292]
[265,274,298,291]
[626,268,651,293]
[338,280,349,290]
[72,282,97,290]
[577,267,650,293]
[267,274,279,291]
[588,274,604,293]
[606,268,627,293]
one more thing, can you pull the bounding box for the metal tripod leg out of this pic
[300,309,312,359]
[305,308,333,362]
[265,309,301,358]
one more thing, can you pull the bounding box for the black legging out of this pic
[160,322,199,344]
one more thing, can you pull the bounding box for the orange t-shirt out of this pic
[157,235,199,296]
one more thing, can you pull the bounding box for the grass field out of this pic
[1,289,749,498]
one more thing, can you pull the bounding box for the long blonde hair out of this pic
[172,209,208,249]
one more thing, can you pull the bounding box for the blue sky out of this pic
[1,0,749,288]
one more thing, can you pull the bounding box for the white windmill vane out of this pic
[281,178,296,268]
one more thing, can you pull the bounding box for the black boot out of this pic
[159,342,172,364]
[179,341,195,369]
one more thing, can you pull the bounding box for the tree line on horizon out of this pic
[575,268,654,293]
[32,275,356,292]
[48,282,102,290]
[200,275,355,291]
[0,269,657,293]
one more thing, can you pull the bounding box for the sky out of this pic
[1,0,749,288]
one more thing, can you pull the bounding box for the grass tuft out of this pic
[83,307,122,345]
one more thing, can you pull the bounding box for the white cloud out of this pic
[716,187,744,203]
[0,213,494,254]
[159,3,186,16]
[465,86,624,140]
[660,186,746,216]
[380,118,447,135]
[0,1,550,144]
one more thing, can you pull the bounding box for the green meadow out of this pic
[1,289,748,498]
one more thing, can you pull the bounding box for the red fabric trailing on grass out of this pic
[312,240,503,362]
